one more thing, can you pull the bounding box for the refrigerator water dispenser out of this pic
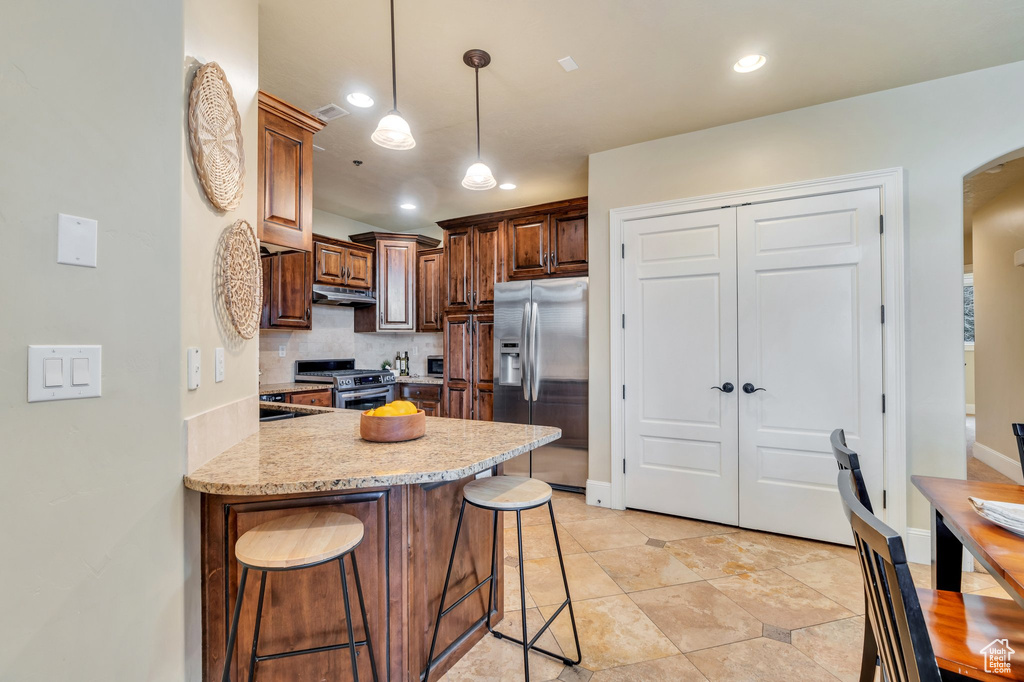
[498,339,522,385]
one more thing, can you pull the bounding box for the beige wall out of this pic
[0,1,189,678]
[974,177,1024,460]
[589,60,1024,529]
[182,0,260,421]
[314,207,445,244]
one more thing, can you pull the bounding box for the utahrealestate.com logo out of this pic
[980,639,1015,674]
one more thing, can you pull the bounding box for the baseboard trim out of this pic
[974,442,1024,484]
[586,480,612,508]
[966,403,975,415]
[906,527,974,571]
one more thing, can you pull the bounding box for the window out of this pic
[964,272,974,347]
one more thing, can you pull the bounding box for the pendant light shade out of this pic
[462,161,496,190]
[373,0,415,150]
[372,111,415,150]
[461,49,495,190]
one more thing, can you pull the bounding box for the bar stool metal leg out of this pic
[339,555,361,682]
[350,552,380,682]
[247,571,268,681]
[222,566,250,682]
[517,509,530,680]
[547,501,581,664]
[423,499,468,682]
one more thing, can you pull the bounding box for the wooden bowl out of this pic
[360,410,426,442]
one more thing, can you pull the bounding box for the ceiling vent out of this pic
[312,103,350,122]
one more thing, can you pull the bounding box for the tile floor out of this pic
[438,491,1011,682]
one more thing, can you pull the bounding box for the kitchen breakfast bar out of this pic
[184,407,561,681]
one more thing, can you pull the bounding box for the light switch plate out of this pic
[187,347,201,390]
[28,345,102,402]
[57,213,98,267]
[215,347,225,383]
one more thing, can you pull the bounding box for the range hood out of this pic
[312,284,376,307]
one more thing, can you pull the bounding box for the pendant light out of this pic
[461,49,496,190]
[371,0,415,150]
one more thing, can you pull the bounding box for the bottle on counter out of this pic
[395,353,402,376]
[403,351,411,377]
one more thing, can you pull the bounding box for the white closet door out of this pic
[736,189,884,544]
[624,208,739,524]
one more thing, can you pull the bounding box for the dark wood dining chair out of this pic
[839,469,1024,681]
[1011,423,1024,475]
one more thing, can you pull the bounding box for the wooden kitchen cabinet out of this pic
[261,250,312,330]
[257,92,324,252]
[443,313,492,421]
[313,235,374,290]
[439,220,503,313]
[399,382,443,417]
[285,388,332,407]
[507,214,549,280]
[416,248,443,332]
[548,207,589,276]
[351,232,440,333]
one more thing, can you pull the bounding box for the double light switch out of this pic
[29,345,102,402]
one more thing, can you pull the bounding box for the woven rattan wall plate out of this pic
[222,220,262,339]
[189,62,245,211]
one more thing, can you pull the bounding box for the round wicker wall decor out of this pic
[221,220,262,339]
[188,62,245,211]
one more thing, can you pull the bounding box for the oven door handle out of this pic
[344,388,392,399]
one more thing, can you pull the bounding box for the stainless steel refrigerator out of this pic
[494,277,589,489]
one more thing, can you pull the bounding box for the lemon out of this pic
[364,408,376,416]
[390,400,418,416]
[373,405,399,417]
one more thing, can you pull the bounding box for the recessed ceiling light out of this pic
[400,203,416,210]
[346,92,374,108]
[557,56,579,72]
[733,54,767,73]
[499,183,516,190]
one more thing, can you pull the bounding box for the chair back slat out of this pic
[838,470,941,682]
[831,428,873,513]
[1011,423,1024,475]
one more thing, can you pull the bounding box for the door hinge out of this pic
[882,393,886,413]
[621,243,625,259]
[879,215,884,234]
[881,304,885,324]
[622,313,625,329]
[622,384,626,399]
[883,489,888,509]
[623,459,626,474]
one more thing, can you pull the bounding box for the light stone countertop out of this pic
[395,375,444,386]
[259,382,331,396]
[183,410,560,496]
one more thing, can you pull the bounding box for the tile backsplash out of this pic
[259,305,443,384]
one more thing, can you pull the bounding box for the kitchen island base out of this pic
[201,474,503,681]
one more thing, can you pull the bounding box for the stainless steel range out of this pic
[294,359,396,411]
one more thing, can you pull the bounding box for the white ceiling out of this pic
[259,0,1024,231]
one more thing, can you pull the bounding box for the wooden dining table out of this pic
[913,475,1024,607]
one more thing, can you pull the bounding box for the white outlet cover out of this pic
[215,347,225,383]
[187,347,201,390]
[278,345,286,358]
[57,213,98,267]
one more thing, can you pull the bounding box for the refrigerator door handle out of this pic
[521,301,531,401]
[530,301,540,401]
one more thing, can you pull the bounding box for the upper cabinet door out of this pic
[345,247,373,289]
[444,225,472,312]
[471,221,503,309]
[417,249,443,332]
[378,239,416,330]
[314,241,346,286]
[267,251,312,329]
[549,210,588,276]
[257,93,323,251]
[507,215,549,280]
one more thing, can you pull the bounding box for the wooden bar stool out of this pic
[423,475,581,682]
[221,510,378,682]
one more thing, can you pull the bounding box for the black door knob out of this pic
[742,383,766,394]
[711,382,735,393]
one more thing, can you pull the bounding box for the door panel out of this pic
[444,314,473,419]
[345,248,373,289]
[314,242,346,285]
[472,314,494,421]
[269,251,312,329]
[472,221,502,309]
[378,240,415,330]
[445,226,472,312]
[417,250,443,332]
[549,211,588,275]
[507,215,548,280]
[624,210,738,524]
[737,189,883,544]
